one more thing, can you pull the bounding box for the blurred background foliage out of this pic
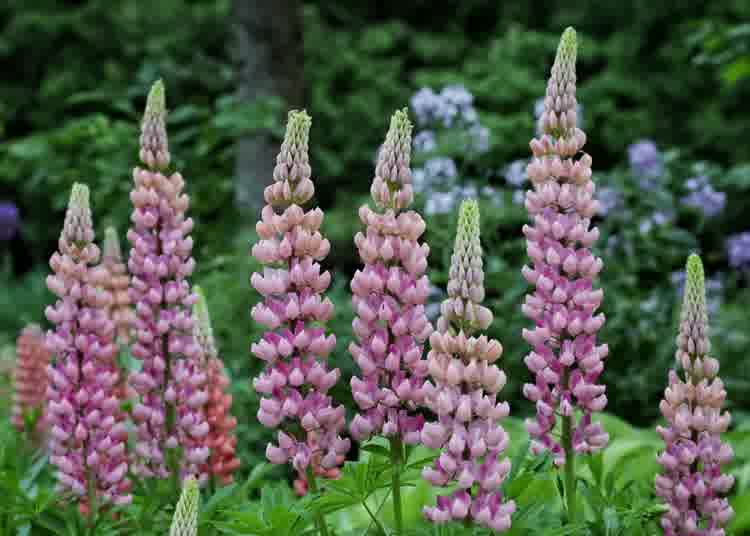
[1,0,750,517]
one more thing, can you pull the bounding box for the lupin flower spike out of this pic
[44,183,131,511]
[140,79,170,170]
[193,287,240,485]
[251,110,350,478]
[127,81,209,483]
[422,200,515,532]
[169,476,200,536]
[655,254,734,535]
[95,227,135,344]
[349,108,433,445]
[521,27,609,468]
[11,324,51,435]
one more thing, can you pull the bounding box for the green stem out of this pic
[389,436,404,535]
[306,465,330,536]
[561,414,576,525]
[362,500,389,536]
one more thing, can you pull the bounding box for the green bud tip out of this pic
[169,476,200,536]
[69,183,90,211]
[388,107,413,142]
[685,253,706,301]
[145,79,166,119]
[556,27,577,67]
[457,198,480,240]
[285,109,312,147]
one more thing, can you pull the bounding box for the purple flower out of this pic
[440,85,475,125]
[727,232,750,270]
[45,184,131,509]
[127,81,210,483]
[597,187,623,216]
[411,88,445,127]
[251,110,350,477]
[628,140,664,182]
[681,176,726,218]
[504,160,528,188]
[349,109,433,445]
[656,254,734,535]
[467,124,490,153]
[0,202,20,240]
[523,28,609,465]
[422,200,515,531]
[413,130,437,153]
[410,85,478,128]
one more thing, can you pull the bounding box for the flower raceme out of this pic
[96,227,135,344]
[421,200,515,532]
[521,27,609,465]
[348,109,433,445]
[12,324,51,435]
[192,287,240,486]
[127,81,209,482]
[169,476,200,536]
[655,254,734,535]
[251,110,350,477]
[44,184,131,510]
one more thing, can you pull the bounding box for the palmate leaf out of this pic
[217,482,309,536]
[312,455,393,515]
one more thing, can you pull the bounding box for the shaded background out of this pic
[1,0,749,483]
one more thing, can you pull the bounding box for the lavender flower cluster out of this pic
[727,232,750,270]
[409,84,492,215]
[682,175,726,218]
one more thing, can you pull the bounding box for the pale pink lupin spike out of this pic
[127,81,209,483]
[44,183,132,512]
[251,110,350,478]
[421,200,515,532]
[520,28,609,466]
[655,254,734,535]
[348,109,434,445]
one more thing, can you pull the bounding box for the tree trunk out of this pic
[232,0,304,217]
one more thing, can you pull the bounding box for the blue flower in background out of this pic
[410,88,444,127]
[412,156,458,194]
[681,175,726,218]
[424,184,477,215]
[504,160,527,187]
[439,85,475,126]
[727,232,750,270]
[628,139,664,187]
[411,85,479,128]
[413,130,437,153]
[0,202,20,241]
[597,187,623,217]
[467,123,490,153]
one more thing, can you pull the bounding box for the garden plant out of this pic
[1,21,750,536]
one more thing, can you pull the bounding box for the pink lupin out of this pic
[251,110,350,482]
[422,200,515,532]
[127,80,209,483]
[655,254,734,535]
[44,184,131,512]
[520,28,607,523]
[349,109,433,446]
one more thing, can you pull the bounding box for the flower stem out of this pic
[306,465,330,536]
[561,414,576,524]
[389,436,404,535]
